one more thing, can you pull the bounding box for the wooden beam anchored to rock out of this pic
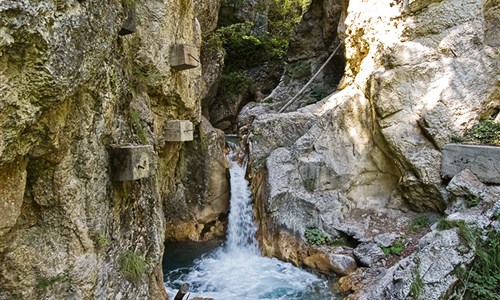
[174,283,189,300]
[110,145,155,181]
[164,120,194,142]
[170,45,199,71]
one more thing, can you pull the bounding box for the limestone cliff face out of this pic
[247,0,499,271]
[165,117,229,241]
[0,0,224,299]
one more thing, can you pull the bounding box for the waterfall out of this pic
[164,140,337,300]
[225,150,259,254]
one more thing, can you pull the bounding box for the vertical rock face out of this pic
[165,117,229,241]
[0,0,225,299]
[248,0,499,276]
[356,0,499,211]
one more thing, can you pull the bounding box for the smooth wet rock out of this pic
[304,250,358,276]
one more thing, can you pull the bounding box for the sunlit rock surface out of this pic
[247,0,499,298]
[250,0,498,234]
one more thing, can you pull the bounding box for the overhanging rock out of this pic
[441,143,500,184]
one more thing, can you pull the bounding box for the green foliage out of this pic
[410,260,424,299]
[382,240,405,256]
[437,217,454,230]
[119,251,146,282]
[411,215,430,232]
[493,210,500,221]
[455,230,500,300]
[219,71,254,96]
[129,107,148,145]
[97,234,109,248]
[262,97,274,103]
[436,219,476,247]
[36,276,59,290]
[455,221,476,247]
[268,0,310,38]
[284,61,310,84]
[304,227,335,246]
[451,135,464,143]
[216,0,310,71]
[465,195,482,208]
[215,22,287,71]
[302,176,315,192]
[11,294,21,300]
[202,32,224,57]
[462,118,500,145]
[252,128,264,136]
[303,85,329,104]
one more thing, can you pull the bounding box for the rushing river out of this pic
[164,147,339,300]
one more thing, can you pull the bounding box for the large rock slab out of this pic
[441,144,500,184]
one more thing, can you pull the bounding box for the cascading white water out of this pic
[225,152,259,254]
[165,145,339,300]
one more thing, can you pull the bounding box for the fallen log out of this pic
[174,283,189,300]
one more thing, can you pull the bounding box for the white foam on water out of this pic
[165,149,339,300]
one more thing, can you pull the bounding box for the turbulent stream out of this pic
[164,142,339,299]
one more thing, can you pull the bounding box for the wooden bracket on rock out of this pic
[110,145,155,181]
[163,120,194,142]
[170,44,199,71]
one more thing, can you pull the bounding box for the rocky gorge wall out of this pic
[1,0,499,299]
[248,0,499,238]
[243,0,499,297]
[0,0,226,299]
